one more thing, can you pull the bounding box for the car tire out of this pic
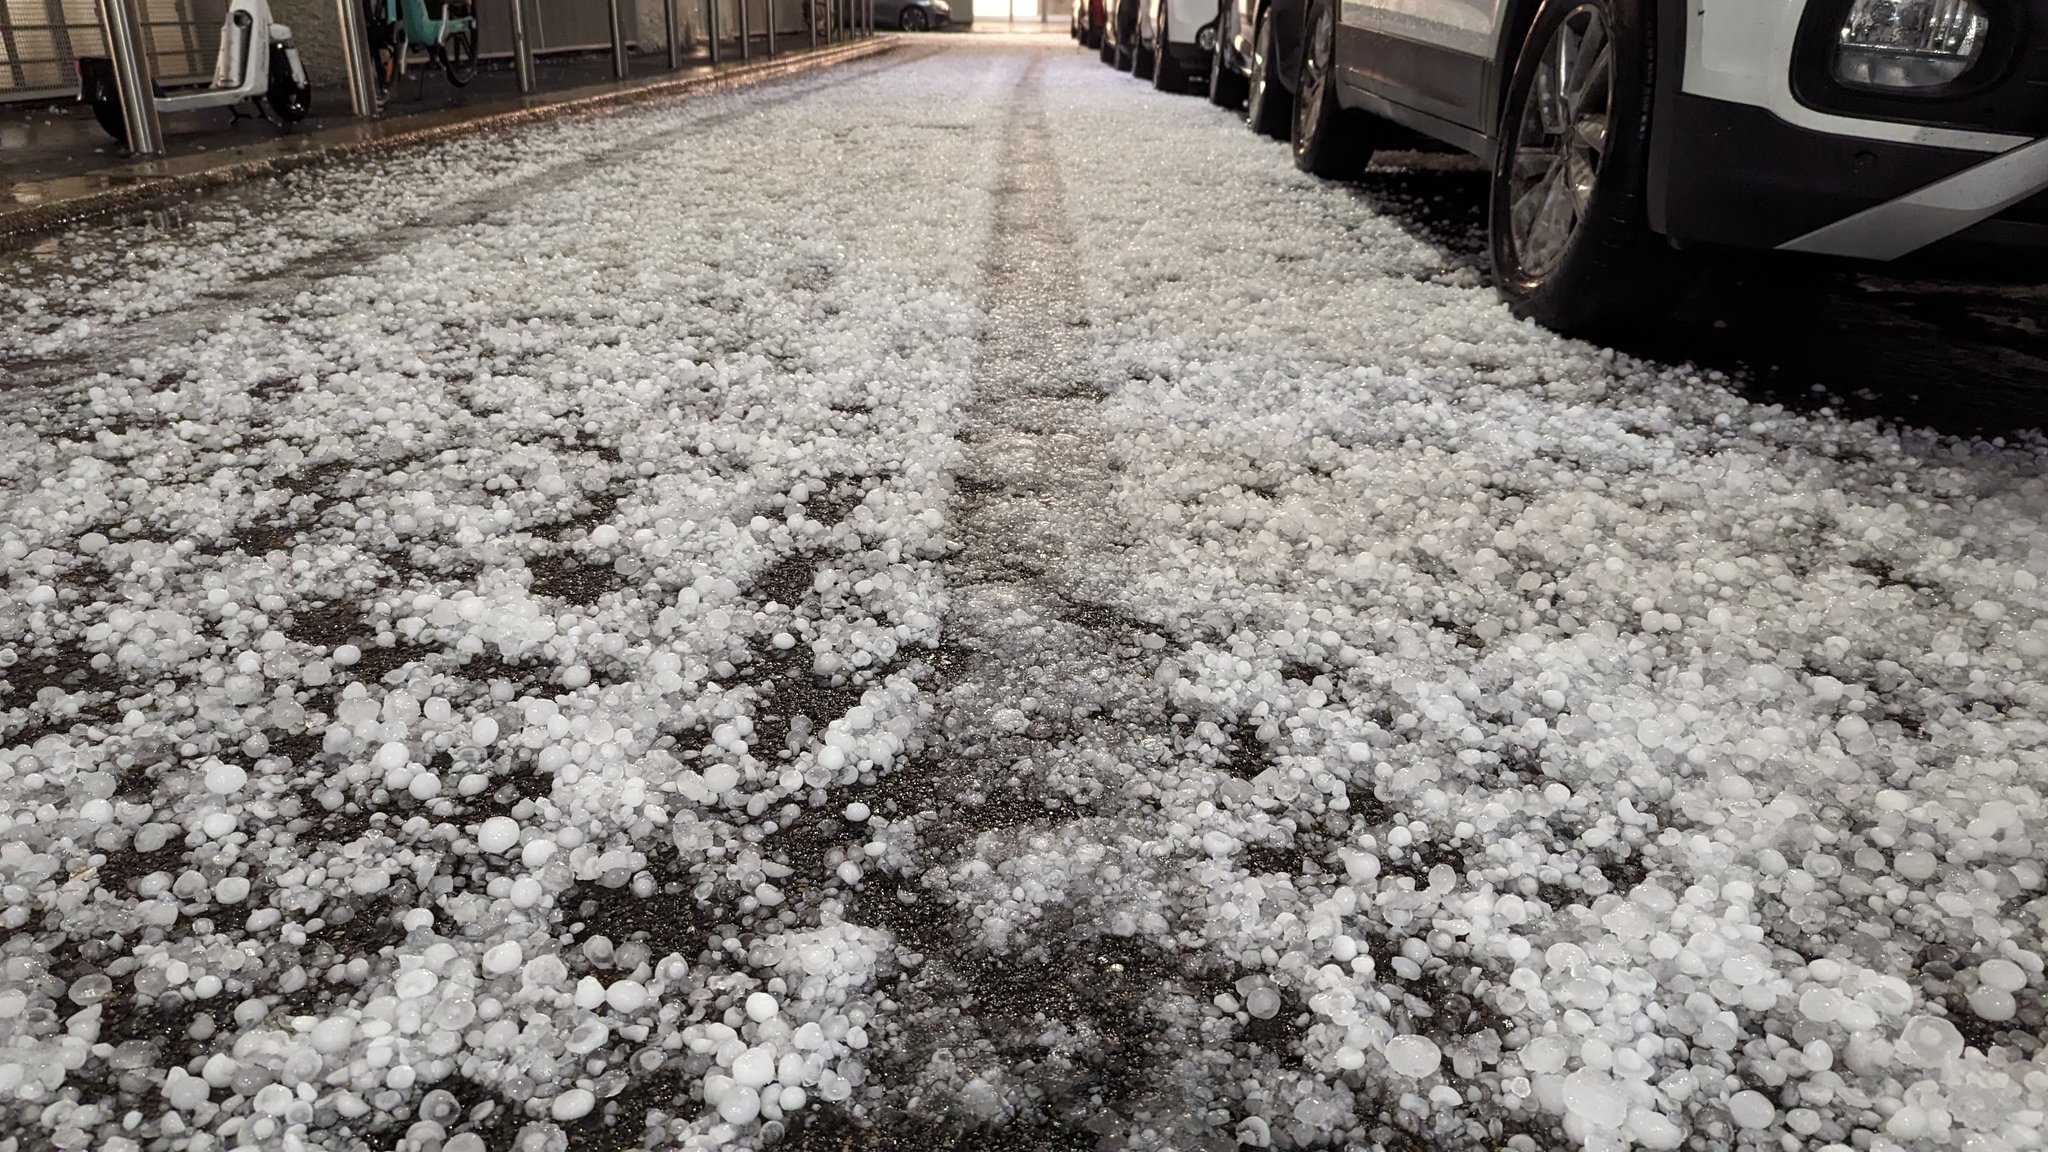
[1244,5,1291,138]
[1116,43,1135,70]
[1100,36,1116,61]
[1291,0,1369,177]
[1134,41,1155,79]
[1207,16,1248,107]
[900,7,928,28]
[1488,0,1683,335]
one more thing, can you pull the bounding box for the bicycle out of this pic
[363,0,479,105]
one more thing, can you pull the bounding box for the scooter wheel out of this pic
[87,75,129,147]
[269,48,312,122]
[268,82,312,123]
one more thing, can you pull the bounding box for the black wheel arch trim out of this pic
[1262,0,1308,95]
[1643,0,1686,238]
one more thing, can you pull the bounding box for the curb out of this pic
[0,37,897,251]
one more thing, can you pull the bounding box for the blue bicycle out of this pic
[365,0,478,105]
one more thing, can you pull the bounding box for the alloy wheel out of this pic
[1247,18,1269,111]
[1296,2,1331,146]
[1505,3,1613,280]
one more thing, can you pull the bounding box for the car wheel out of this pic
[1207,15,1248,107]
[1134,40,1155,79]
[1244,5,1291,138]
[900,7,928,28]
[1489,0,1680,335]
[1116,43,1135,70]
[1291,0,1369,177]
[1100,35,1116,61]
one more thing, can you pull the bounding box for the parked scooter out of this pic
[77,0,312,148]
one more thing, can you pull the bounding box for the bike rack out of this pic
[608,0,628,77]
[508,0,537,91]
[95,0,164,155]
[337,0,381,113]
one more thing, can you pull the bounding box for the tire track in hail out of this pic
[788,45,1242,1152]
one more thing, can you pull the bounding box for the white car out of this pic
[1231,0,2048,334]
[1134,0,1224,92]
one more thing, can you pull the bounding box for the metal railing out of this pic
[3,0,864,102]
[1,0,220,96]
[4,0,871,155]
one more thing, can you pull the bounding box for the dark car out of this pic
[1226,0,2048,335]
[1072,0,1108,48]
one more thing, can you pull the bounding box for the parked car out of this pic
[1206,0,1250,107]
[1137,0,1221,92]
[1239,0,2048,334]
[1204,0,1253,108]
[877,0,949,30]
[1072,0,1107,47]
[1099,0,1139,69]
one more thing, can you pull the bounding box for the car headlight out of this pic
[1834,0,1989,89]
[1196,24,1216,49]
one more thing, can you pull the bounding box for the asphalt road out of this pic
[0,29,2043,1152]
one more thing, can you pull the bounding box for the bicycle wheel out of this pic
[371,30,400,106]
[442,19,477,85]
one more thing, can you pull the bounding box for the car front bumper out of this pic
[1649,0,2048,260]
[1650,93,2048,257]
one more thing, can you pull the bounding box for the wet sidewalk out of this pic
[0,30,892,246]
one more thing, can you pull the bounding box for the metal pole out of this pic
[98,0,164,154]
[737,0,750,57]
[608,0,629,76]
[508,0,537,91]
[335,0,379,114]
[764,0,775,54]
[665,0,682,66]
[807,0,816,46]
[706,0,721,60]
